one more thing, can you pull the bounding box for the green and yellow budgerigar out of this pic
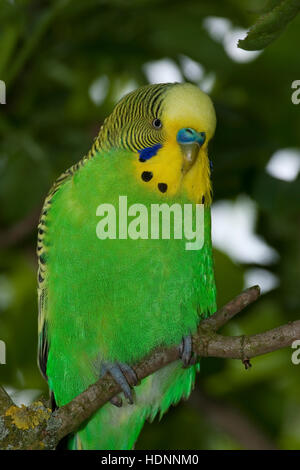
[37,82,217,450]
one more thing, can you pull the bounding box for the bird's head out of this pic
[94,83,216,204]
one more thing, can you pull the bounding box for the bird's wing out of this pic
[37,161,85,381]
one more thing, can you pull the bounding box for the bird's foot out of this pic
[101,362,138,406]
[179,334,197,368]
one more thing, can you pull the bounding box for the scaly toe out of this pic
[110,395,123,407]
[102,362,136,404]
[179,334,196,368]
[119,362,139,386]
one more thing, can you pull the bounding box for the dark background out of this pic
[0,0,300,449]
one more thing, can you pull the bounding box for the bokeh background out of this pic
[0,0,300,450]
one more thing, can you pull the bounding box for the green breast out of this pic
[44,149,216,404]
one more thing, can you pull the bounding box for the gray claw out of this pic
[102,362,136,404]
[180,334,196,368]
[119,362,139,386]
[110,395,123,407]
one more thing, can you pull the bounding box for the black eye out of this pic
[152,118,162,129]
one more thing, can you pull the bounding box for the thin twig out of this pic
[200,285,260,331]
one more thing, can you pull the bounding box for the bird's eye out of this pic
[152,118,162,129]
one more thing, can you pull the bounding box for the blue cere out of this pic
[139,143,162,162]
[176,128,206,146]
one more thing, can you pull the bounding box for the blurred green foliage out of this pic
[0,0,299,450]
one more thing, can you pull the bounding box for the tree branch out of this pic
[1,286,299,450]
[200,285,260,331]
[0,385,14,415]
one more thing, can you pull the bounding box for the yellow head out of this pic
[93,82,216,204]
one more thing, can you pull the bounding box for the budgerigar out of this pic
[37,82,217,450]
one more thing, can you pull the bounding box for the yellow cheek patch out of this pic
[133,142,182,198]
[133,143,212,204]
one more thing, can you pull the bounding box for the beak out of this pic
[177,128,206,174]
